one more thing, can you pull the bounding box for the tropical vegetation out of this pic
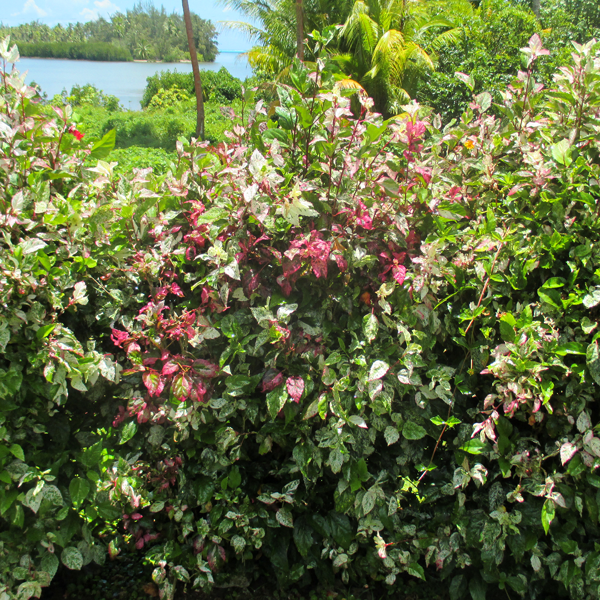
[3,22,600,600]
[0,2,218,62]
[221,0,600,117]
[47,68,245,150]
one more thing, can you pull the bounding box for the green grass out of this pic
[74,99,244,152]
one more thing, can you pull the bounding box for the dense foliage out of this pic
[44,70,245,151]
[141,68,243,108]
[3,32,600,600]
[224,0,600,119]
[0,2,218,62]
[13,42,133,62]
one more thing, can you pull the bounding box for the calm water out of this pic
[13,52,252,110]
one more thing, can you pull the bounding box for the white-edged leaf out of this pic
[384,426,400,445]
[368,360,389,381]
[276,507,294,528]
[61,547,83,570]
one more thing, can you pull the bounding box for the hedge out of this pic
[2,34,600,600]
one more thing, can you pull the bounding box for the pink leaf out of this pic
[162,361,179,376]
[193,359,220,378]
[191,379,207,403]
[172,373,192,401]
[218,545,226,563]
[392,265,407,285]
[126,341,141,355]
[261,369,284,392]
[286,376,304,403]
[142,371,165,397]
[111,329,129,347]
[170,282,184,297]
[333,254,348,272]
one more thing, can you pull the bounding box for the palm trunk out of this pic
[182,0,205,140]
[532,0,540,18]
[296,0,304,61]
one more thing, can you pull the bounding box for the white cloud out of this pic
[12,0,48,18]
[94,0,120,11]
[79,7,98,19]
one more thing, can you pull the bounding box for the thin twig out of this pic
[464,241,505,335]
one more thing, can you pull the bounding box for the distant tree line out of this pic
[15,41,133,61]
[0,1,218,62]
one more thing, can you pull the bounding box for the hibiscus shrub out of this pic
[3,33,600,600]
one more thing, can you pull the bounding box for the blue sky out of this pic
[2,0,256,52]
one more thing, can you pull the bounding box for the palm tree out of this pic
[338,0,471,114]
[182,0,205,140]
[135,38,150,60]
[219,0,354,76]
[296,0,304,60]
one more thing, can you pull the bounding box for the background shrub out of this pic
[141,67,243,109]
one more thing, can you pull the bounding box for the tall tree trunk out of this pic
[532,0,540,19]
[182,0,205,140]
[296,0,304,61]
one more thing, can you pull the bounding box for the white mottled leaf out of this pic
[61,547,83,571]
[384,426,400,445]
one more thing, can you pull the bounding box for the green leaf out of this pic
[42,485,63,506]
[542,498,555,535]
[150,501,165,513]
[120,421,137,444]
[363,313,379,343]
[267,385,288,419]
[89,129,116,160]
[460,438,487,454]
[362,489,376,515]
[293,518,314,557]
[195,207,230,224]
[41,552,59,578]
[9,443,24,461]
[0,489,18,516]
[476,91,492,112]
[276,506,294,528]
[80,441,103,470]
[12,504,24,528]
[408,562,425,580]
[36,323,56,340]
[402,421,426,440]
[469,575,487,600]
[538,288,563,309]
[228,467,242,489]
[449,575,466,600]
[587,341,600,385]
[69,477,90,509]
[61,547,83,570]
[329,511,353,549]
[551,138,572,166]
[499,316,515,343]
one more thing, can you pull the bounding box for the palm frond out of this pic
[334,78,366,92]
[219,20,267,44]
[370,28,406,80]
[427,27,465,52]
